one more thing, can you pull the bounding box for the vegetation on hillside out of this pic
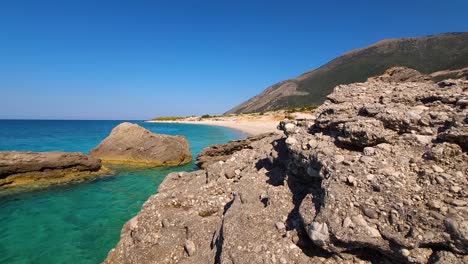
[151,116,184,121]
[227,32,468,114]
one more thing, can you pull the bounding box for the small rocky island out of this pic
[105,68,467,263]
[89,122,192,166]
[0,151,106,190]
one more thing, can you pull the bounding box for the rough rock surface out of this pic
[195,133,277,169]
[0,151,104,190]
[105,69,467,263]
[370,66,432,83]
[89,122,192,166]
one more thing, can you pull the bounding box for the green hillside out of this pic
[226,32,468,114]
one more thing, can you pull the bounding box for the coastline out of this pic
[146,119,282,137]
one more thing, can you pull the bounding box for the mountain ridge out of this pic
[226,32,468,114]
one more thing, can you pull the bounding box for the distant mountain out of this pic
[226,32,468,114]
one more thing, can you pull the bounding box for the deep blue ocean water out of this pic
[0,120,244,264]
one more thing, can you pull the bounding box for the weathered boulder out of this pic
[89,122,191,166]
[0,151,105,190]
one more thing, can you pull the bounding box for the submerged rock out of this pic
[0,151,105,190]
[89,122,191,166]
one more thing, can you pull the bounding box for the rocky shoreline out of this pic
[0,151,108,190]
[105,68,467,263]
[0,122,192,191]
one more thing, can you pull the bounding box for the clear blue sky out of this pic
[1,0,467,119]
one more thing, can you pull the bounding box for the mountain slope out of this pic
[226,32,468,114]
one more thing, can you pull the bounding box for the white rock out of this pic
[432,165,444,173]
[334,155,345,163]
[275,222,286,230]
[414,135,433,145]
[342,217,352,228]
[363,147,376,156]
[284,123,296,133]
[306,222,329,246]
[285,137,298,145]
[184,240,196,256]
[401,248,410,257]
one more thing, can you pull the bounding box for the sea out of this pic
[0,120,245,264]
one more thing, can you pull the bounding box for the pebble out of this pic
[334,155,345,163]
[450,185,461,193]
[308,139,317,148]
[285,137,298,145]
[450,199,467,207]
[440,173,451,179]
[363,147,375,156]
[292,234,299,244]
[435,176,445,184]
[284,123,296,133]
[401,248,411,257]
[342,217,352,228]
[413,184,422,192]
[432,165,444,173]
[423,231,434,240]
[360,156,373,164]
[362,207,379,219]
[366,174,375,181]
[415,135,432,145]
[184,240,196,256]
[347,176,356,186]
[254,245,262,253]
[432,211,445,220]
[428,200,442,209]
[406,111,421,121]
[275,222,286,230]
[419,127,433,135]
[376,143,392,152]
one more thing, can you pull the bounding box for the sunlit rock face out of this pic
[89,122,192,166]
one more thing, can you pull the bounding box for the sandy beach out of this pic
[147,119,281,136]
[146,114,286,136]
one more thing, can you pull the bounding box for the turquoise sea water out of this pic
[0,120,244,264]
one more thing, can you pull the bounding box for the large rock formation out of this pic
[279,68,468,263]
[105,69,467,263]
[89,122,192,166]
[0,151,105,190]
